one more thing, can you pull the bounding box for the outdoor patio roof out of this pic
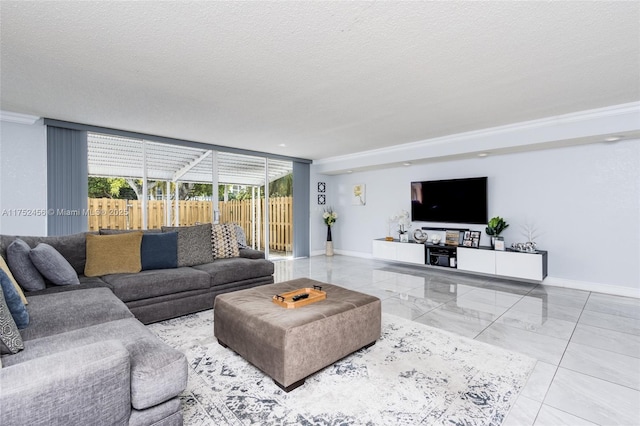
[88,133,292,186]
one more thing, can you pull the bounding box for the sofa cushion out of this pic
[3,318,187,410]
[161,223,214,267]
[126,338,188,409]
[0,269,29,329]
[0,340,132,426]
[193,257,275,287]
[0,255,27,304]
[29,243,80,286]
[102,267,211,302]
[84,232,143,277]
[6,239,45,291]
[0,279,24,354]
[20,288,134,341]
[211,223,240,259]
[141,232,178,271]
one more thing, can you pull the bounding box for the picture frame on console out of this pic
[470,231,481,248]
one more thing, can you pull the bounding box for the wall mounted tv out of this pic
[411,177,488,224]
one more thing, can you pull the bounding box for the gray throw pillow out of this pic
[29,243,80,286]
[6,239,45,291]
[161,223,214,267]
[0,280,25,354]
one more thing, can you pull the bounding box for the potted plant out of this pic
[485,216,509,248]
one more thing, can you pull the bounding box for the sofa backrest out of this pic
[0,232,90,275]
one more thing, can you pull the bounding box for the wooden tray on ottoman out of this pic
[272,285,326,309]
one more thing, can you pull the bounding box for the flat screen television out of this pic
[411,177,488,224]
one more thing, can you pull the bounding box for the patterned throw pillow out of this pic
[211,224,240,259]
[0,277,24,354]
[161,224,214,267]
[234,224,249,249]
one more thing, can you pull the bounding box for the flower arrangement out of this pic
[323,207,338,243]
[389,210,411,234]
[322,207,338,226]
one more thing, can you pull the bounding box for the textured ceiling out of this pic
[1,1,639,161]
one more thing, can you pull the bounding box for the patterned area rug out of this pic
[148,310,535,425]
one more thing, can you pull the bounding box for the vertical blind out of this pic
[47,126,88,236]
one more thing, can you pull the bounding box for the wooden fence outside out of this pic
[88,197,293,252]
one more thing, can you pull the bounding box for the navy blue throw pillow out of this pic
[141,232,178,271]
[0,269,29,329]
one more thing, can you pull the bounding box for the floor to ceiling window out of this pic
[87,133,294,259]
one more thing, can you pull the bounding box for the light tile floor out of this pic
[272,255,640,426]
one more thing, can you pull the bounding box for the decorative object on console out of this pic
[485,216,509,248]
[390,210,411,243]
[462,231,481,248]
[413,229,428,244]
[494,237,505,251]
[430,234,442,244]
[445,230,461,246]
[352,184,366,206]
[511,241,537,253]
[322,207,338,256]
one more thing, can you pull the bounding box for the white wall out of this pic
[0,119,48,236]
[310,140,640,296]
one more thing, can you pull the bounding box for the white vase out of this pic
[399,233,409,243]
[325,241,334,256]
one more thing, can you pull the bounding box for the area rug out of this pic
[147,310,536,425]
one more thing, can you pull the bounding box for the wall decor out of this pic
[352,184,366,206]
[317,194,326,205]
[317,182,326,193]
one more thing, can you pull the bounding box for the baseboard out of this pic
[541,277,640,299]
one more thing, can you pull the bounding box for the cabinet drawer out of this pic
[457,247,496,274]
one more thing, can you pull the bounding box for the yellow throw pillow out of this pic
[84,232,143,277]
[0,256,28,305]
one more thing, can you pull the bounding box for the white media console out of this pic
[372,238,548,282]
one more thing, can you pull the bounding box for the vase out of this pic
[325,241,334,256]
[399,232,409,243]
[326,226,334,256]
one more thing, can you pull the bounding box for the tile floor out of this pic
[272,255,640,426]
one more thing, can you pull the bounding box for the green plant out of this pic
[486,216,509,236]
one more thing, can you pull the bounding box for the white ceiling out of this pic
[1,1,639,161]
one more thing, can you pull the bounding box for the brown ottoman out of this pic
[214,278,381,392]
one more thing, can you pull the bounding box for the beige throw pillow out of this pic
[84,232,143,277]
[211,223,240,259]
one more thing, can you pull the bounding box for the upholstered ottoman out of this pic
[214,278,381,391]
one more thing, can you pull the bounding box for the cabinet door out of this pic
[396,243,425,265]
[372,240,397,261]
[495,251,543,281]
[457,247,496,274]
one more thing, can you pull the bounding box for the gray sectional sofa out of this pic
[0,224,275,425]
[0,225,275,324]
[1,287,188,426]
